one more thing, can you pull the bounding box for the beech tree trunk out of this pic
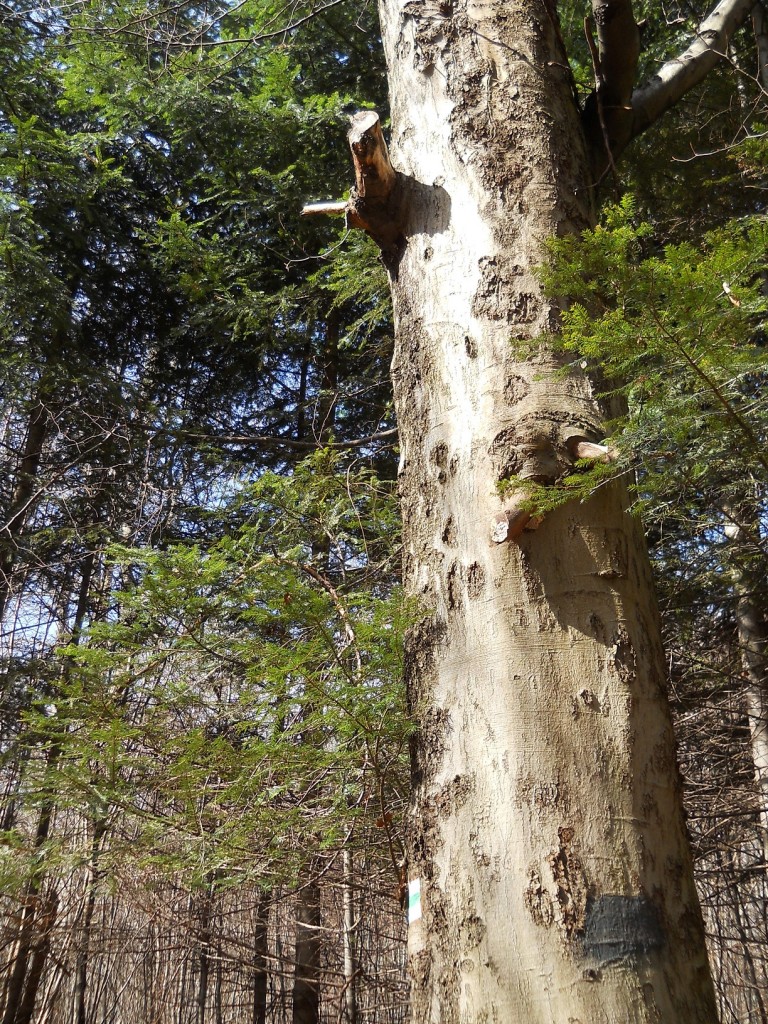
[374,0,719,1020]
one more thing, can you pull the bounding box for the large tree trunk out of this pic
[375,1,718,1020]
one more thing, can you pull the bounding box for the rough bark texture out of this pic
[376,0,718,1020]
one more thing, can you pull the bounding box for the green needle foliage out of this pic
[0,14,405,985]
[542,195,768,524]
[5,451,410,894]
[540,195,768,709]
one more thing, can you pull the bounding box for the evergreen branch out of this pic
[646,307,768,477]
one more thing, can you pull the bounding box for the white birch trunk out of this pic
[342,849,358,1024]
[375,0,719,1020]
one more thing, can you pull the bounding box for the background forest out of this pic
[0,1,766,1023]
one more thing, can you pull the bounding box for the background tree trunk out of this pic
[252,894,270,1024]
[377,0,718,1020]
[72,816,108,1024]
[0,389,50,624]
[342,849,358,1024]
[0,795,57,1024]
[292,873,321,1024]
[725,508,768,864]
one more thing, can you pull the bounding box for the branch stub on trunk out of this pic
[300,111,405,261]
[347,111,397,200]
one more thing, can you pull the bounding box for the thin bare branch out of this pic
[301,201,348,217]
[175,427,398,451]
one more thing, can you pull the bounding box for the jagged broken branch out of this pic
[301,110,404,256]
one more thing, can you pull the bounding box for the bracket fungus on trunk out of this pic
[301,111,405,259]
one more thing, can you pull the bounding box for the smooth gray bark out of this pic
[630,0,755,135]
[584,0,753,167]
[372,0,719,1020]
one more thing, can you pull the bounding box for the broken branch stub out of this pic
[300,110,404,257]
[301,201,348,217]
[347,110,397,199]
[567,438,618,463]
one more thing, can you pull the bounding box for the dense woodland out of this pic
[0,1,767,1022]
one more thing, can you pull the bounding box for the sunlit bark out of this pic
[371,0,719,1019]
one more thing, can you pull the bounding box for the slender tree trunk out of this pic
[317,309,339,443]
[297,342,312,443]
[722,849,768,1022]
[296,310,339,445]
[725,512,768,864]
[1,795,57,1024]
[214,951,223,1024]
[72,817,108,1024]
[342,849,357,1024]
[754,1,768,91]
[196,895,212,1024]
[292,873,321,1024]
[374,1,718,1020]
[12,888,58,1024]
[178,900,192,1024]
[0,391,50,624]
[252,894,270,1024]
[2,551,96,1024]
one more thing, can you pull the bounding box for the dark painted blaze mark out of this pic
[581,894,664,962]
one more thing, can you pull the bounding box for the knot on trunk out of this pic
[491,431,617,544]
